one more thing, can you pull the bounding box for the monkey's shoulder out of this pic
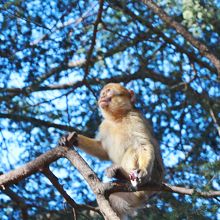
[98,119,126,137]
[127,111,154,134]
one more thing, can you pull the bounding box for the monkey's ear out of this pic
[129,90,136,103]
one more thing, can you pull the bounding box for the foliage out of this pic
[0,0,219,219]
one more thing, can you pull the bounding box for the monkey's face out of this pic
[98,83,135,118]
[98,86,115,109]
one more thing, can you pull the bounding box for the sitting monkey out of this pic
[60,83,164,219]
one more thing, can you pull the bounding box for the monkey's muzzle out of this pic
[98,97,112,108]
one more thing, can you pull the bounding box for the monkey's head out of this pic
[98,83,135,119]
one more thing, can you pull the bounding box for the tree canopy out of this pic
[0,0,219,219]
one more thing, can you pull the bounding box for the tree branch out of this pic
[65,150,120,219]
[104,181,220,198]
[0,67,176,94]
[0,113,79,132]
[140,0,220,76]
[82,0,104,98]
[1,133,219,219]
[1,68,217,138]
[0,144,119,219]
[2,187,28,219]
[41,166,101,215]
[0,133,219,198]
[84,0,104,79]
[113,3,216,74]
[0,147,64,188]
[41,167,78,207]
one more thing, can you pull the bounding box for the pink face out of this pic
[98,84,135,110]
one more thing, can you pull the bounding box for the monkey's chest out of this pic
[101,128,131,164]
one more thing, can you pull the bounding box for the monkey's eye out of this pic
[101,88,110,96]
[105,88,111,94]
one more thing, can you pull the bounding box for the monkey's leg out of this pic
[105,164,128,180]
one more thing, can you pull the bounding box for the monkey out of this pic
[59,83,164,219]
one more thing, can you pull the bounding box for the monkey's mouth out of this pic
[98,97,112,108]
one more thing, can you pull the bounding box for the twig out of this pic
[41,167,78,208]
[84,0,104,79]
[209,107,220,137]
[0,113,79,132]
[42,166,102,217]
[1,3,50,30]
[2,187,28,219]
[30,3,97,45]
[191,63,220,137]
[83,0,104,99]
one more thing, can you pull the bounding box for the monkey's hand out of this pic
[58,132,78,148]
[105,164,128,180]
[129,169,151,187]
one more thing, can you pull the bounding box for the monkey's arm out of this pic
[128,116,160,186]
[123,143,155,186]
[77,134,109,160]
[59,133,109,160]
[137,145,155,177]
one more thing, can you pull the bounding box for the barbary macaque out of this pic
[59,83,164,219]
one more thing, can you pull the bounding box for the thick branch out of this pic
[0,142,119,219]
[140,0,220,75]
[64,149,120,219]
[0,147,64,188]
[1,139,219,199]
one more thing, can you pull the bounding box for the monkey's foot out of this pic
[58,132,78,148]
[105,164,128,180]
[129,169,150,187]
[105,164,121,178]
